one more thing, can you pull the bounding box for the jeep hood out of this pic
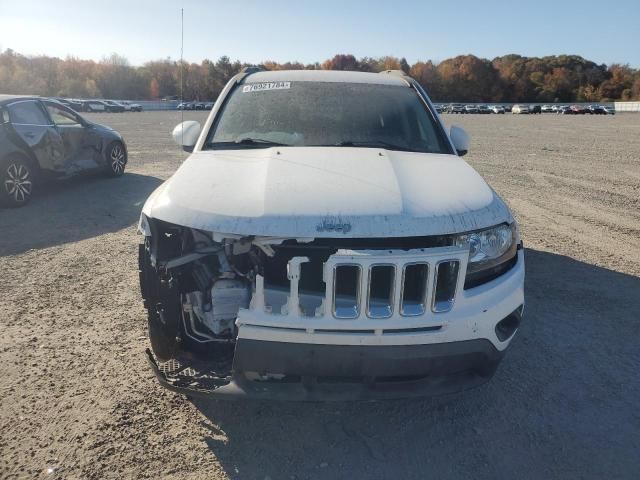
[142,147,513,237]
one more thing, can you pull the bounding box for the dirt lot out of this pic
[1,111,639,479]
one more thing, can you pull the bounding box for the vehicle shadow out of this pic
[190,249,640,480]
[0,172,163,256]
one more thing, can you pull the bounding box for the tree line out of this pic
[1,49,639,103]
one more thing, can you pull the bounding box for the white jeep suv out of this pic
[138,68,525,400]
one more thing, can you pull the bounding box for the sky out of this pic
[1,0,639,67]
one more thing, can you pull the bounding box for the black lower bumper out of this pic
[146,337,505,401]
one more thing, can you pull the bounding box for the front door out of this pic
[43,101,101,172]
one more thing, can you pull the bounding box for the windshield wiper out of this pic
[207,137,290,149]
[235,137,290,146]
[333,140,420,152]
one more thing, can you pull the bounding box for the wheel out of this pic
[106,141,127,177]
[1,155,35,207]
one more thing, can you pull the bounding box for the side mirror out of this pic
[172,121,201,152]
[449,125,469,156]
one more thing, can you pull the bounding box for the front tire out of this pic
[106,141,127,177]
[139,242,181,362]
[1,156,35,207]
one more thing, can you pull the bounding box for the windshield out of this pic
[205,81,453,154]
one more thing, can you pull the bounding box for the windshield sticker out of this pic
[242,81,291,93]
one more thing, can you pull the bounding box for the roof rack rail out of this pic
[380,69,409,77]
[235,66,262,83]
[240,66,262,75]
[379,69,412,87]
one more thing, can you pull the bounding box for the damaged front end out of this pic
[139,217,260,355]
[138,214,521,400]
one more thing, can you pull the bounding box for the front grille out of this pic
[326,252,462,319]
[248,247,467,330]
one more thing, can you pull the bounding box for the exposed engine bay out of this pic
[140,220,267,360]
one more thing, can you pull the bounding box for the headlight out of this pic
[456,223,519,288]
[460,223,514,263]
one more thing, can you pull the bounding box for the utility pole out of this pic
[180,7,184,140]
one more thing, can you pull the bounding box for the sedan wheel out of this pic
[107,142,127,177]
[1,158,34,207]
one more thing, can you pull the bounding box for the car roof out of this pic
[243,69,409,86]
[0,95,41,106]
[0,96,80,109]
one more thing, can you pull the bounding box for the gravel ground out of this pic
[1,111,639,480]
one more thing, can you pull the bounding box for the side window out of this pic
[8,101,50,125]
[45,103,81,126]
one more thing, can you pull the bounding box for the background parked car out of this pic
[529,105,542,114]
[464,104,479,114]
[81,100,107,112]
[0,97,128,206]
[512,104,530,114]
[176,102,194,110]
[448,104,465,114]
[119,101,143,112]
[69,99,84,111]
[118,100,142,112]
[502,104,513,112]
[541,105,554,113]
[603,106,615,115]
[490,105,505,114]
[53,98,83,112]
[102,100,125,113]
[54,98,72,108]
[477,105,491,114]
[570,105,587,114]
[587,105,606,114]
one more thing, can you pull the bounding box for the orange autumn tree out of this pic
[1,49,638,102]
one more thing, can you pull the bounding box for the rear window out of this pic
[205,81,452,154]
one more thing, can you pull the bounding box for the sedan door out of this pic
[43,101,101,172]
[7,100,65,171]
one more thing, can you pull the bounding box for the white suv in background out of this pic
[138,68,525,400]
[511,104,530,114]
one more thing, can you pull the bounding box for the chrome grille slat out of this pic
[432,260,460,313]
[400,262,429,316]
[332,264,361,319]
[367,264,396,319]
